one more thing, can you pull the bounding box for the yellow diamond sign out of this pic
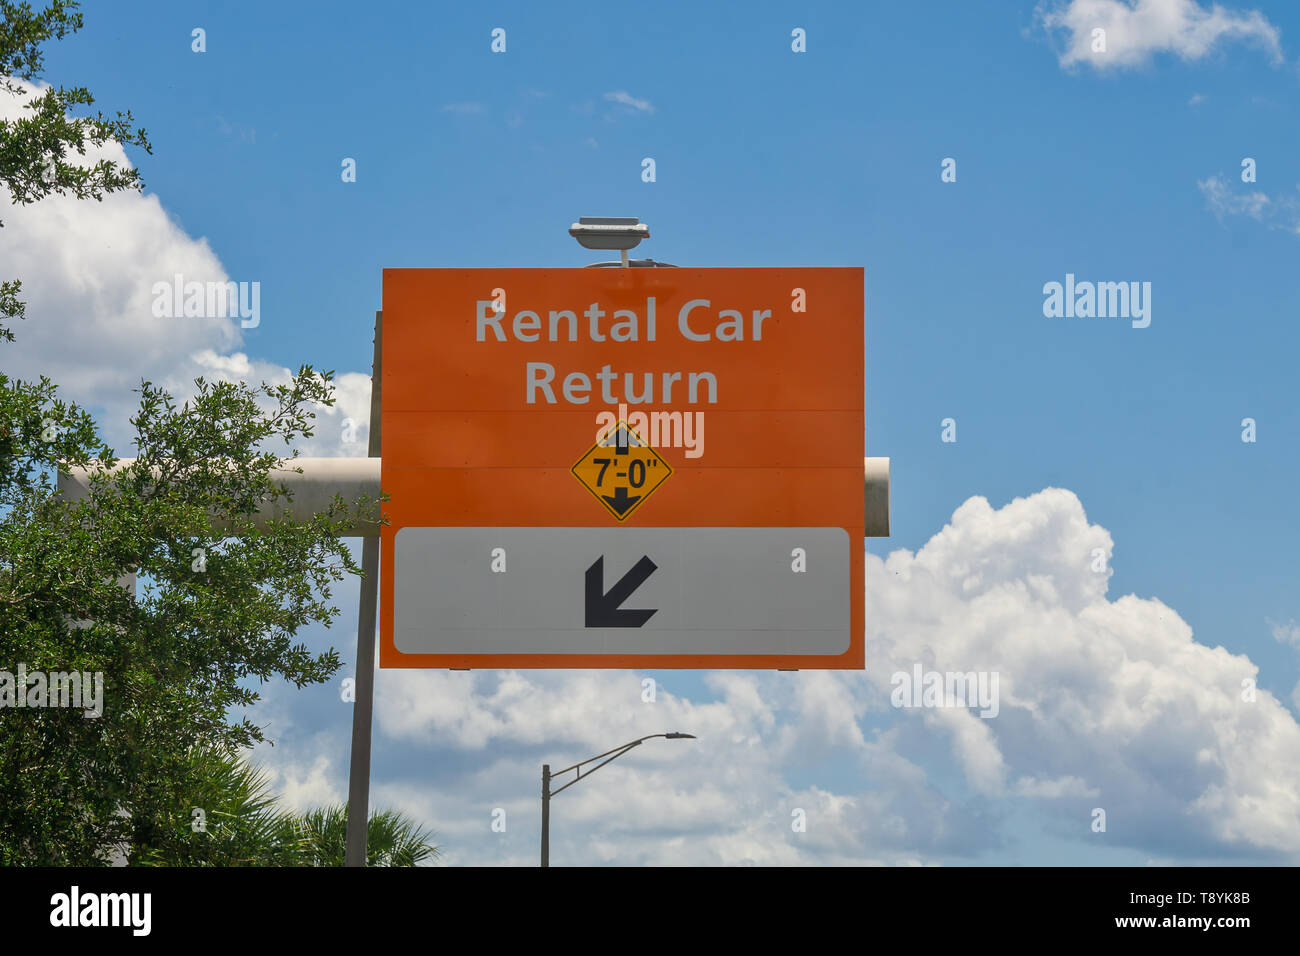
[571,421,673,521]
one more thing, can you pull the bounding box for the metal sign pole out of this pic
[540,764,551,867]
[345,311,383,867]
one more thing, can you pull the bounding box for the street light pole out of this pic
[540,732,695,867]
[541,764,550,868]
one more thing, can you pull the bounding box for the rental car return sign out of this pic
[380,267,864,668]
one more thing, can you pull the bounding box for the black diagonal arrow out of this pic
[601,486,642,516]
[585,555,658,627]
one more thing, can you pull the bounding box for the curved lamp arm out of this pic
[547,733,695,798]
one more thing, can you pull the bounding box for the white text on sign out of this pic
[476,297,771,344]
[476,297,773,408]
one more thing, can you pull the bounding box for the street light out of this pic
[568,215,676,268]
[541,732,696,867]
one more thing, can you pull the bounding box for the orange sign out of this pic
[380,267,864,669]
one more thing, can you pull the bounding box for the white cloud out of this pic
[1198,174,1271,220]
[264,752,343,812]
[1015,775,1102,798]
[1198,174,1300,236]
[1037,0,1283,70]
[1270,618,1300,648]
[867,489,1300,856]
[0,80,370,458]
[603,90,655,114]
[367,665,978,865]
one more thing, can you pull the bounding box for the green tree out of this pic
[0,2,379,865]
[290,806,441,867]
[136,748,440,867]
[133,746,305,867]
[0,370,374,865]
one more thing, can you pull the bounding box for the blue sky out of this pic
[6,0,1300,864]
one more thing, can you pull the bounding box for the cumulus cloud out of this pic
[361,664,985,865]
[0,80,370,457]
[876,490,1300,857]
[1037,0,1283,70]
[352,488,1300,864]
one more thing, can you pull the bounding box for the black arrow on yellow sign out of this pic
[585,555,658,627]
[601,486,642,516]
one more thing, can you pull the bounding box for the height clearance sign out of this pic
[380,268,864,669]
